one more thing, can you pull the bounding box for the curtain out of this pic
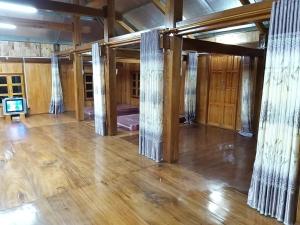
[49,54,64,114]
[184,52,198,124]
[139,29,164,162]
[239,56,255,137]
[247,1,300,224]
[92,43,107,136]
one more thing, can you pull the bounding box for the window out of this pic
[0,74,25,105]
[84,73,93,100]
[131,72,140,98]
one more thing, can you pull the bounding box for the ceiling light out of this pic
[0,2,37,14]
[0,23,16,30]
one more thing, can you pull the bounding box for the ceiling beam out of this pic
[0,16,91,33]
[116,20,136,33]
[176,1,272,35]
[151,0,166,14]
[239,0,268,34]
[182,38,264,57]
[5,0,103,17]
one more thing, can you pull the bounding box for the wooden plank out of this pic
[176,1,272,35]
[116,48,140,60]
[163,36,182,163]
[7,0,103,17]
[239,0,268,34]
[182,38,264,57]
[165,0,183,28]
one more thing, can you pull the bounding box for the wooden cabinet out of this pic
[207,55,241,130]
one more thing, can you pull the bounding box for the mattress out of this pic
[84,104,139,118]
[117,104,139,116]
[117,114,139,131]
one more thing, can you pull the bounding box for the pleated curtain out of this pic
[92,43,107,136]
[184,52,198,124]
[239,56,255,137]
[247,1,300,224]
[139,30,164,162]
[49,54,64,114]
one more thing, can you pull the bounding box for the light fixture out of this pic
[0,22,16,30]
[0,2,37,14]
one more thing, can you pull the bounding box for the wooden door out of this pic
[207,55,241,130]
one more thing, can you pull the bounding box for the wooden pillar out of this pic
[165,0,183,28]
[163,0,183,162]
[105,47,117,135]
[104,0,117,135]
[72,0,84,121]
[163,35,182,163]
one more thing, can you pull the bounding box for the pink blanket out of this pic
[117,114,139,131]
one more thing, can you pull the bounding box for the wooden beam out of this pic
[6,0,103,17]
[151,0,166,14]
[103,0,115,41]
[163,35,182,163]
[165,0,183,28]
[116,48,140,59]
[116,20,136,33]
[239,0,268,34]
[182,38,264,57]
[0,16,91,33]
[176,1,272,35]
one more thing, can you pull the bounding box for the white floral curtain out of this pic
[92,43,107,136]
[49,54,64,114]
[139,29,164,162]
[239,56,255,137]
[248,1,300,224]
[184,52,198,124]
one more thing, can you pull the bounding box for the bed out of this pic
[117,113,139,131]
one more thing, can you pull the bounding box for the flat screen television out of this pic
[2,98,27,115]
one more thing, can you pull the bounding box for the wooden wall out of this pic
[60,62,75,111]
[0,59,75,116]
[24,62,52,114]
[116,62,140,106]
[195,54,260,131]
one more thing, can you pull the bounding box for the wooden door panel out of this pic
[207,55,241,130]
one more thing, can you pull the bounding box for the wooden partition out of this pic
[60,61,75,112]
[116,62,140,107]
[24,62,52,114]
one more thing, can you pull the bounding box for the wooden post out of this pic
[165,0,183,28]
[72,0,84,121]
[104,0,117,135]
[162,0,183,162]
[163,35,182,163]
[105,47,117,135]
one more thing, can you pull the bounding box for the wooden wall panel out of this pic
[60,62,75,111]
[201,55,243,130]
[0,62,23,74]
[196,55,210,124]
[24,63,52,114]
[116,62,140,107]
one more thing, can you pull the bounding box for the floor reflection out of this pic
[0,204,37,225]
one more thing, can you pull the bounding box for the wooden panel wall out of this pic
[116,62,140,106]
[60,62,75,112]
[0,62,23,74]
[24,63,52,114]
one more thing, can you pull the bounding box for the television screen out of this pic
[2,98,26,115]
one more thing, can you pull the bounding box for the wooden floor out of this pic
[0,113,299,225]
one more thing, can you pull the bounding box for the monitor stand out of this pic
[5,113,25,123]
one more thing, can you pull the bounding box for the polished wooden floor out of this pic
[0,114,298,225]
